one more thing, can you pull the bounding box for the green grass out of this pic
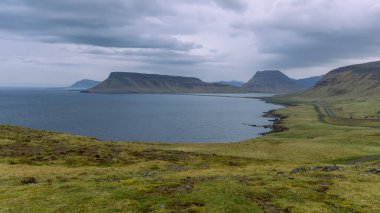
[327,98,380,119]
[0,98,380,212]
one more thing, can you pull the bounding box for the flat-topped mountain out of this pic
[242,70,305,94]
[69,79,100,90]
[304,61,380,98]
[86,72,245,93]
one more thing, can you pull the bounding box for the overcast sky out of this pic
[1,0,380,86]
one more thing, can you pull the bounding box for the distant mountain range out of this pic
[77,61,380,97]
[68,79,100,90]
[86,72,245,93]
[215,75,322,92]
[303,61,380,99]
[83,71,322,94]
[295,75,323,88]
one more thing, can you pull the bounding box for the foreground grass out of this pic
[0,100,380,212]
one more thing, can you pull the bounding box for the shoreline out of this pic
[260,109,289,135]
[258,96,291,135]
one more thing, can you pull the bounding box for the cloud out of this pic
[82,47,215,66]
[213,0,248,12]
[0,0,200,50]
[2,0,380,85]
[0,0,246,51]
[232,0,380,69]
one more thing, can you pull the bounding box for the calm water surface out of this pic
[0,88,282,143]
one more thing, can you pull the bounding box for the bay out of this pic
[0,88,281,143]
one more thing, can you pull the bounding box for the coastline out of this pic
[261,109,289,135]
[258,96,291,135]
[179,94,290,137]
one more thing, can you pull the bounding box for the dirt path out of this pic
[323,103,335,118]
[344,155,380,165]
[313,103,380,129]
[313,104,328,123]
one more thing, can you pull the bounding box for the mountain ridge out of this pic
[86,71,322,94]
[86,72,246,93]
[303,61,380,99]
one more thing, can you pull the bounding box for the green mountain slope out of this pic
[303,61,380,99]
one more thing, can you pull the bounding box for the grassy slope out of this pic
[1,100,380,212]
[327,98,380,119]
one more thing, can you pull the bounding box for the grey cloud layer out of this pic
[0,0,200,50]
[1,0,380,84]
[83,48,215,66]
[232,0,380,68]
[0,0,246,50]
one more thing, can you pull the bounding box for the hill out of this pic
[303,61,380,99]
[215,80,245,87]
[86,72,245,93]
[69,79,100,90]
[295,75,323,88]
[242,70,305,94]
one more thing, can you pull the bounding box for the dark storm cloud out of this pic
[0,0,198,50]
[257,30,380,68]
[0,0,246,51]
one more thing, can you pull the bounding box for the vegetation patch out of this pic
[20,177,37,185]
[1,98,380,212]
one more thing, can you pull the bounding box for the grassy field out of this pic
[0,99,380,212]
[327,98,380,119]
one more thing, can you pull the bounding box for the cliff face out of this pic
[86,72,245,93]
[304,61,380,98]
[242,70,304,94]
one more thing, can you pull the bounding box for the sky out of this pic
[1,0,380,86]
